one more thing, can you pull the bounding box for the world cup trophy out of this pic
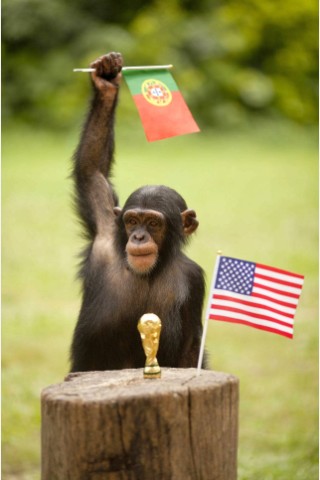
[138,313,162,379]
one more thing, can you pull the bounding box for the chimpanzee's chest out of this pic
[79,254,195,369]
[106,262,189,321]
[126,278,187,367]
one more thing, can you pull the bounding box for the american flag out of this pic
[208,256,304,338]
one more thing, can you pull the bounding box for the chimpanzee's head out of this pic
[114,185,199,275]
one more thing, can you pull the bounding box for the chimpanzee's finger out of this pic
[101,52,123,78]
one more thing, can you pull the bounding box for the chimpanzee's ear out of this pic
[113,207,122,217]
[181,209,199,235]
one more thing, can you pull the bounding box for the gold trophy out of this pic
[138,313,162,379]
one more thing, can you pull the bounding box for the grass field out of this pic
[2,119,318,479]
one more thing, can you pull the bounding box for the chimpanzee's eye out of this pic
[149,220,159,228]
[127,218,137,226]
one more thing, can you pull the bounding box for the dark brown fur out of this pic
[70,52,206,372]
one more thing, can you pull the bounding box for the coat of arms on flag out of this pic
[141,79,172,106]
[123,68,200,142]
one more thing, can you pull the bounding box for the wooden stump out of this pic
[41,368,238,480]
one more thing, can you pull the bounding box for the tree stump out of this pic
[41,368,238,480]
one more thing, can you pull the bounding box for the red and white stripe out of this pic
[209,262,304,338]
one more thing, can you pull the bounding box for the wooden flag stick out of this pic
[73,68,95,72]
[73,65,173,73]
[196,250,222,376]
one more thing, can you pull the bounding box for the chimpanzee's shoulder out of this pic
[179,254,205,282]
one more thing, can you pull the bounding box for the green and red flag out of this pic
[123,68,200,142]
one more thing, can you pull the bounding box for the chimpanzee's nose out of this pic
[133,232,146,243]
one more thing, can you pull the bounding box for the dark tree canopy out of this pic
[2,0,318,128]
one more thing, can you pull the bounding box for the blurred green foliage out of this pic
[2,0,318,129]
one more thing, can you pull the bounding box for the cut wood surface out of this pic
[41,368,238,480]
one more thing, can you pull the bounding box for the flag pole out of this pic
[196,250,222,376]
[73,65,174,73]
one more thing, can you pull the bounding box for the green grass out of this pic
[2,120,318,479]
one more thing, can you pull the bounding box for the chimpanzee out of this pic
[70,52,206,372]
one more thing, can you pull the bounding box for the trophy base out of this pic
[143,364,161,379]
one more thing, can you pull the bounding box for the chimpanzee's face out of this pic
[122,208,166,275]
[113,185,199,276]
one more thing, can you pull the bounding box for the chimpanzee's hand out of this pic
[90,52,123,96]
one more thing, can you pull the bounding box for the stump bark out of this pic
[41,368,238,480]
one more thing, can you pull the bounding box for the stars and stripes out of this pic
[208,256,304,338]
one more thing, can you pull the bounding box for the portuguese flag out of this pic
[123,69,200,142]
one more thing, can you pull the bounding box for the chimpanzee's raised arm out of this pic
[70,52,207,372]
[72,52,123,239]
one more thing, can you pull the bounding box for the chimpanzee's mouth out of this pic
[127,245,157,257]
[131,251,154,257]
